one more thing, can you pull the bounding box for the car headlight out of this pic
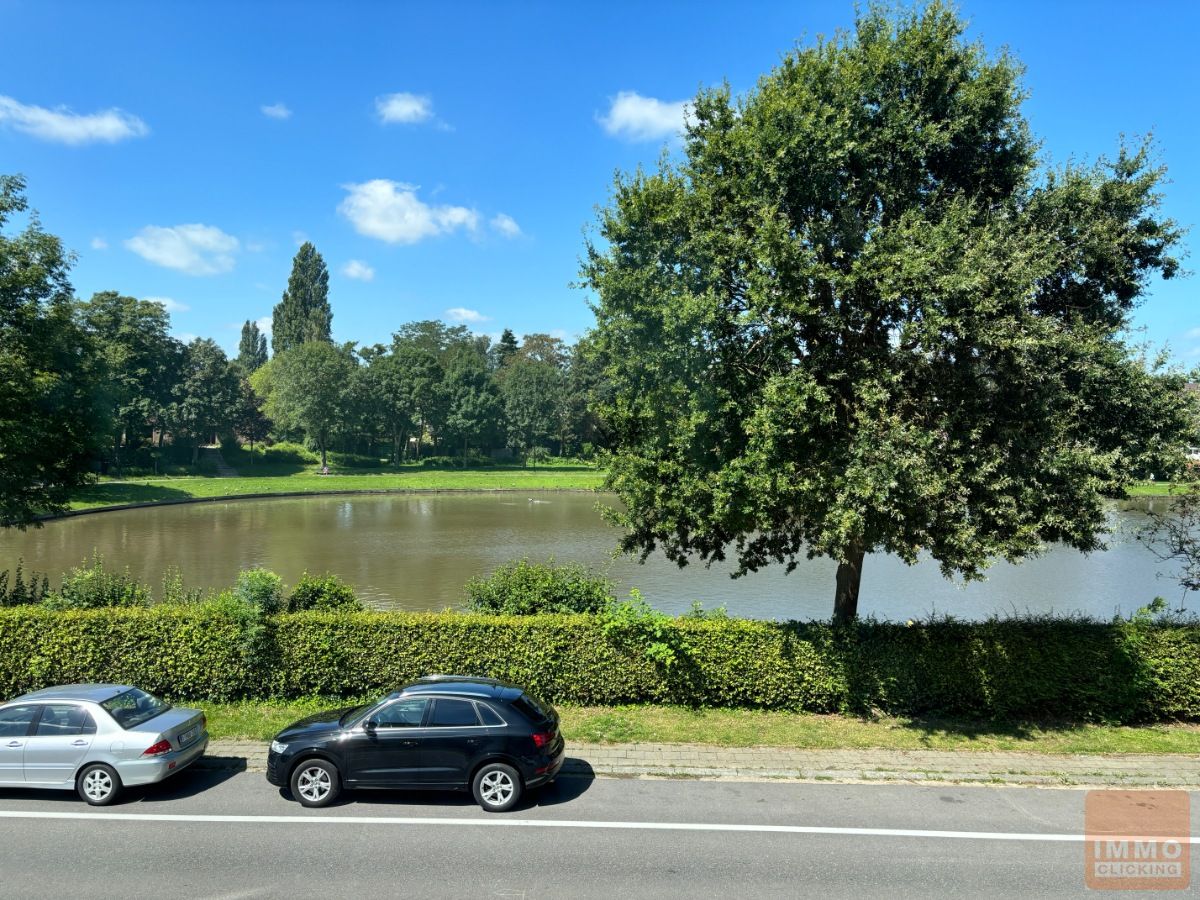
[270,740,289,754]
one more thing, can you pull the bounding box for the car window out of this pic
[0,704,40,738]
[101,688,171,730]
[429,698,480,727]
[512,695,550,724]
[34,705,96,737]
[373,698,427,728]
[476,703,506,726]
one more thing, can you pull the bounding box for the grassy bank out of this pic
[68,465,605,512]
[201,700,1200,755]
[1126,482,1182,497]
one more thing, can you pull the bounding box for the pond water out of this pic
[0,493,1189,621]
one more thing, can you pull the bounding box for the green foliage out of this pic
[286,573,363,612]
[465,559,614,615]
[0,560,50,606]
[1,606,1196,722]
[236,319,269,372]
[1,175,109,526]
[262,342,356,467]
[271,242,331,355]
[44,553,152,609]
[233,568,283,614]
[598,590,680,669]
[526,446,551,466]
[583,3,1187,621]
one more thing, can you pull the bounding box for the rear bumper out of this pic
[525,744,565,788]
[116,735,209,786]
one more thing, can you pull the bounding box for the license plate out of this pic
[178,727,198,747]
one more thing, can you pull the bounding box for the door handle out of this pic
[5,741,22,748]
[71,740,88,746]
[466,738,480,745]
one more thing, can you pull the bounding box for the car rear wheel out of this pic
[77,763,122,806]
[472,762,522,812]
[291,758,340,808]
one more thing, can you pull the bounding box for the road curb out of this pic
[198,740,1200,789]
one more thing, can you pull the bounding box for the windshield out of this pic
[101,688,171,730]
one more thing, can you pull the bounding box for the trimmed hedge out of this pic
[1,607,1197,721]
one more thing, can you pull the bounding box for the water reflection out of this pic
[0,493,1187,621]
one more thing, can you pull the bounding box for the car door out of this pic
[344,697,428,786]
[0,704,40,785]
[420,697,485,786]
[22,704,97,785]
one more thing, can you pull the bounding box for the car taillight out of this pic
[531,731,554,749]
[142,739,172,756]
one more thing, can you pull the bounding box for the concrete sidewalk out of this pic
[200,739,1200,788]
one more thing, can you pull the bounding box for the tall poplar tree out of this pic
[237,319,268,371]
[271,241,332,354]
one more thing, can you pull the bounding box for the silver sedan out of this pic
[0,684,209,805]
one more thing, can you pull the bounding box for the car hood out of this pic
[275,707,356,741]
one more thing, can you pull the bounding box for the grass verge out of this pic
[68,466,604,511]
[200,701,1200,754]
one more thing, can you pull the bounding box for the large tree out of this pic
[76,291,182,474]
[584,3,1187,622]
[173,338,241,465]
[445,345,503,459]
[0,175,107,527]
[264,341,355,467]
[272,242,332,354]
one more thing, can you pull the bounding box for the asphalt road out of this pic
[0,766,1195,899]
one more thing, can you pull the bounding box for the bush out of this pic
[327,451,384,469]
[0,560,50,607]
[465,559,614,615]
[234,568,283,614]
[0,604,1197,721]
[286,573,363,612]
[43,554,152,610]
[419,454,497,469]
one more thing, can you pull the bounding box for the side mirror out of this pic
[364,718,379,731]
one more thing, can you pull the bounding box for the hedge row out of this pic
[1,607,1198,721]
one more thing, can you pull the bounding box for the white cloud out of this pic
[376,92,433,124]
[125,224,240,276]
[490,213,522,239]
[338,179,479,244]
[261,102,292,120]
[292,230,308,246]
[90,237,108,250]
[0,94,148,145]
[599,91,691,141]
[342,259,375,281]
[446,307,489,324]
[255,315,273,336]
[1185,327,1200,340]
[146,296,190,314]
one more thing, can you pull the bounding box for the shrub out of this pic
[234,568,283,614]
[0,560,50,607]
[43,554,152,610]
[287,573,363,612]
[327,451,384,469]
[465,559,614,615]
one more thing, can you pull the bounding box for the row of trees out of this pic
[0,181,609,527]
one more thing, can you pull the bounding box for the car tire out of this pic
[290,758,340,808]
[76,763,122,806]
[472,762,522,812]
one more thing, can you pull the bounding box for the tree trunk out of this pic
[833,542,865,624]
[320,442,327,469]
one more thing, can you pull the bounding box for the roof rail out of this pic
[416,674,504,685]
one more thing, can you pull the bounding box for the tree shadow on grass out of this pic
[73,483,196,508]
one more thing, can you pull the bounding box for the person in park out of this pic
[584,2,1191,623]
[321,464,329,476]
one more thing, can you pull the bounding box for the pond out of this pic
[0,493,1189,621]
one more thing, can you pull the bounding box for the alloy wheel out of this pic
[82,768,113,802]
[479,770,514,807]
[296,765,332,803]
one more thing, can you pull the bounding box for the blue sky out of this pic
[2,1,1198,360]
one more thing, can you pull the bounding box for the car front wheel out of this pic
[472,762,522,812]
[290,758,341,808]
[77,763,122,806]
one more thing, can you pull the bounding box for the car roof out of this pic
[11,684,133,704]
[395,676,522,701]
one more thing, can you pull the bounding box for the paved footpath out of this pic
[203,739,1200,787]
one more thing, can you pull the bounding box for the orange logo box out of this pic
[1085,791,1191,891]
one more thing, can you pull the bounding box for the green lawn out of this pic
[200,700,1200,755]
[1126,482,1185,497]
[69,465,605,511]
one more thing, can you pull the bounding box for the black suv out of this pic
[265,676,565,811]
